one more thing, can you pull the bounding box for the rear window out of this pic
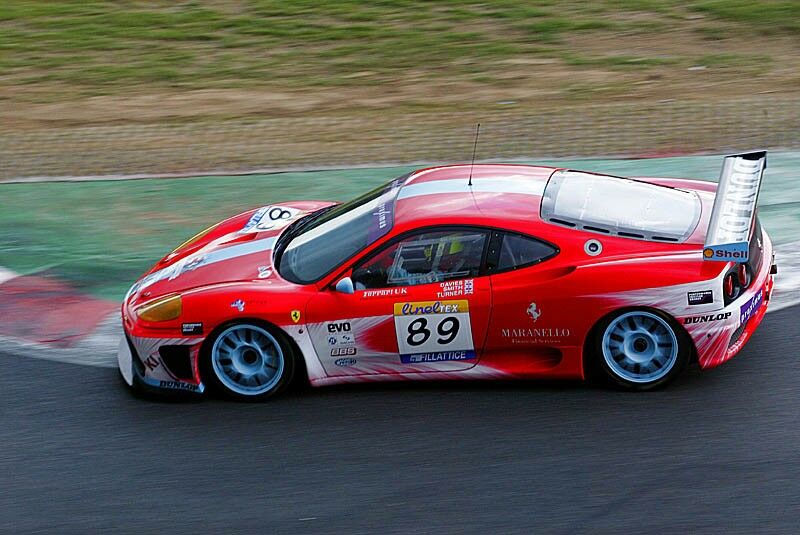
[541,170,701,242]
[497,233,558,271]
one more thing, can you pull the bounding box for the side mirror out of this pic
[334,276,354,294]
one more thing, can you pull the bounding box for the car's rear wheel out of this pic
[201,322,295,401]
[593,309,690,390]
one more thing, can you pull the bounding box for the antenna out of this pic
[468,122,480,187]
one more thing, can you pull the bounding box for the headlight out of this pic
[136,294,182,322]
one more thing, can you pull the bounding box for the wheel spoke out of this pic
[602,312,679,384]
[211,324,286,396]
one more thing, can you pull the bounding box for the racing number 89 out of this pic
[406,317,460,347]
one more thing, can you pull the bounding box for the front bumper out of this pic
[117,330,205,396]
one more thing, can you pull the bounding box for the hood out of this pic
[126,200,335,305]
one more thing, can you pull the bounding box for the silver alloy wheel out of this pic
[210,324,285,396]
[601,311,679,384]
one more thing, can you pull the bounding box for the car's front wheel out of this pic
[201,322,295,401]
[592,309,690,390]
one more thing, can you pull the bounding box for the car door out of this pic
[305,227,493,377]
[483,231,575,371]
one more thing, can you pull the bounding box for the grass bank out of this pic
[1,153,798,300]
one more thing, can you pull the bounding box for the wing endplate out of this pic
[703,151,766,263]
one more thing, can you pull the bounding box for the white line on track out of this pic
[770,241,800,312]
[0,242,799,370]
[0,267,18,285]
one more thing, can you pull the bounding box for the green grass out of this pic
[0,167,415,299]
[695,53,772,68]
[2,153,799,300]
[0,1,795,100]
[560,53,679,68]
[691,1,800,34]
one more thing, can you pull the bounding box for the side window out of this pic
[496,233,557,271]
[352,229,488,290]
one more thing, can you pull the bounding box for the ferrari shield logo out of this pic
[290,310,301,323]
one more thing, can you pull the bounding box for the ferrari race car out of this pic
[118,151,775,400]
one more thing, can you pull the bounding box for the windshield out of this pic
[278,176,406,284]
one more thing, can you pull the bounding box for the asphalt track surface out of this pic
[1,306,798,534]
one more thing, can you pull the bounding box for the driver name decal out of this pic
[436,279,474,298]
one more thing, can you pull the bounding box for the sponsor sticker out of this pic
[400,350,475,364]
[373,202,391,230]
[683,312,732,325]
[327,321,351,333]
[393,299,475,364]
[241,205,300,233]
[334,358,357,367]
[526,302,542,323]
[739,289,764,327]
[181,322,203,335]
[231,299,245,312]
[708,155,763,245]
[331,347,357,357]
[501,327,571,345]
[687,290,713,306]
[361,287,409,298]
[326,323,356,346]
[436,279,474,298]
[394,300,468,315]
[159,380,200,392]
[143,355,160,371]
[703,243,749,263]
[291,310,302,323]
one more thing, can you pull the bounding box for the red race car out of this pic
[118,151,775,400]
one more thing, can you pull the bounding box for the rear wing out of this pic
[703,151,767,263]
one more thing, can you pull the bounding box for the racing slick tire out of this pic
[590,309,691,391]
[200,321,296,401]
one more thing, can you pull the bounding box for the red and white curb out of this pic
[0,269,119,367]
[0,312,120,368]
[0,241,799,369]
